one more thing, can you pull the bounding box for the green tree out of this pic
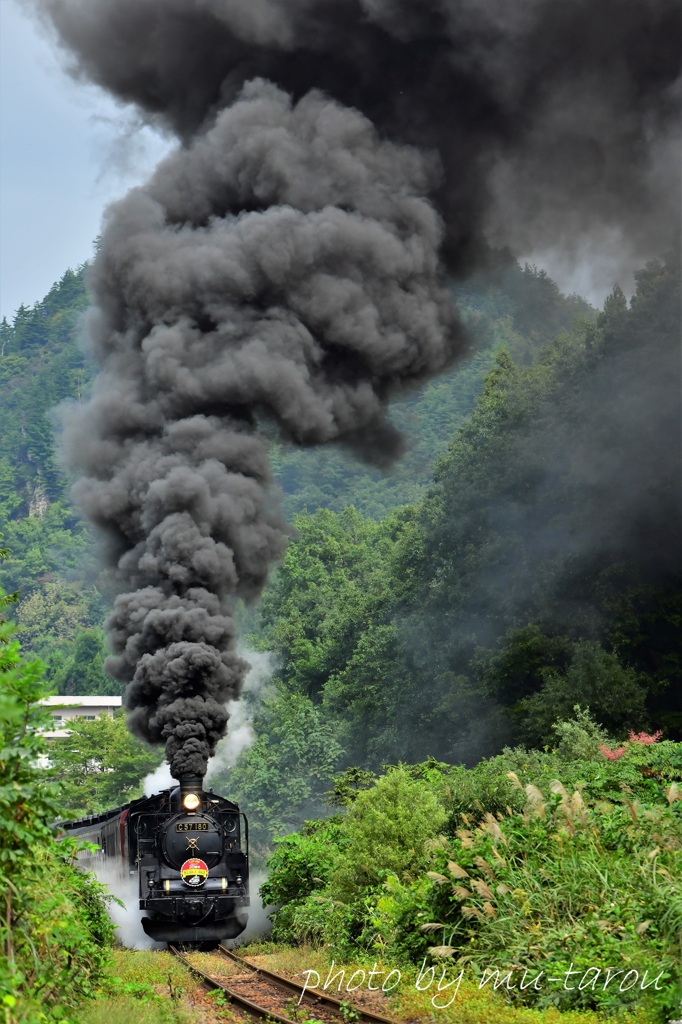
[330,767,447,900]
[14,580,96,649]
[0,595,115,1021]
[220,688,343,847]
[48,713,163,816]
[50,628,122,696]
[516,640,648,745]
[256,506,404,700]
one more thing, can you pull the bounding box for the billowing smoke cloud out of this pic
[31,0,681,272]
[57,70,459,780]
[36,0,680,778]
[94,860,165,949]
[205,648,275,786]
[141,648,274,793]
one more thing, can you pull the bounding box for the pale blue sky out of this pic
[0,0,171,321]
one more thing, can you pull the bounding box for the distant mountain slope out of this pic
[0,267,92,596]
[0,267,88,500]
[0,256,592,579]
[0,255,593,693]
[249,254,681,779]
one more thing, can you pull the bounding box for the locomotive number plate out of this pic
[176,822,209,832]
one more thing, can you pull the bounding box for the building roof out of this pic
[39,696,123,707]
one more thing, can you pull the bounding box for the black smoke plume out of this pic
[57,69,460,779]
[34,0,680,778]
[32,0,681,270]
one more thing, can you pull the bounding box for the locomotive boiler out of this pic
[62,775,249,944]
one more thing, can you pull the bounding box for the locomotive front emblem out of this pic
[180,857,209,887]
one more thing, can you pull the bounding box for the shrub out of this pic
[0,615,115,1022]
[259,818,347,944]
[440,715,679,833]
[552,705,610,761]
[263,767,447,950]
[263,742,682,1020]
[417,777,682,1019]
[330,767,448,900]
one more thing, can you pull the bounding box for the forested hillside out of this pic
[0,269,93,589]
[219,252,681,843]
[0,267,110,695]
[0,254,590,695]
[2,253,680,825]
[3,249,681,1021]
[2,250,680,834]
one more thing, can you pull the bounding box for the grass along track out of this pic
[218,944,400,1023]
[170,944,401,1024]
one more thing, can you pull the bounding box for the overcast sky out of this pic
[0,0,172,322]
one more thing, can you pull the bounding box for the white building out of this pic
[38,695,122,739]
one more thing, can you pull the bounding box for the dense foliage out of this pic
[1,251,679,886]
[0,269,93,595]
[261,714,682,1020]
[206,687,342,844]
[48,713,163,819]
[403,256,681,759]
[0,589,115,1023]
[0,256,592,678]
[243,253,681,800]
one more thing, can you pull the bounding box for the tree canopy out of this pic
[2,250,679,847]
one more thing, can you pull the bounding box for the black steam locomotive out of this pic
[62,776,249,944]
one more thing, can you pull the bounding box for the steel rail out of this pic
[169,943,298,1024]
[218,944,400,1024]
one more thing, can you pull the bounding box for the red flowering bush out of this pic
[598,744,627,760]
[629,730,663,745]
[599,729,663,760]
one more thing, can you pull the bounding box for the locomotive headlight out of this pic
[182,792,200,811]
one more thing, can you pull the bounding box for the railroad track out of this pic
[169,943,400,1024]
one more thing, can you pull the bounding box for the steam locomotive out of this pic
[61,775,249,944]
